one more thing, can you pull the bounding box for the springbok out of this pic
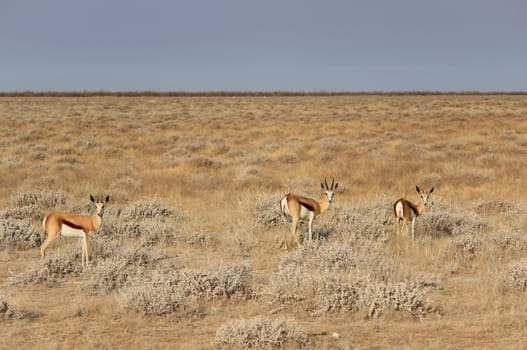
[280,178,338,250]
[393,186,434,242]
[41,195,109,267]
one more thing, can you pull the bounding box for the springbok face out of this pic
[321,178,339,203]
[90,195,110,217]
[416,186,434,206]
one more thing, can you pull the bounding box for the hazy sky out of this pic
[1,0,525,91]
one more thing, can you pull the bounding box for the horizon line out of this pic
[1,90,527,97]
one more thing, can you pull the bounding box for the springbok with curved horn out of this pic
[393,186,434,242]
[41,195,109,267]
[280,178,338,250]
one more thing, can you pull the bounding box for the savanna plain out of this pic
[1,94,527,349]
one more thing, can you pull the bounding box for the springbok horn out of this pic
[324,178,329,190]
[331,177,335,190]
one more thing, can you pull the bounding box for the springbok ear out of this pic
[334,182,339,190]
[90,195,95,203]
[429,187,435,194]
[105,195,110,203]
[415,186,421,194]
[321,182,325,190]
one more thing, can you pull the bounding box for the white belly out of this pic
[299,206,311,219]
[61,224,85,238]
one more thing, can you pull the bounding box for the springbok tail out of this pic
[42,215,48,230]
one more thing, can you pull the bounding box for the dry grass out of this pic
[1,94,527,349]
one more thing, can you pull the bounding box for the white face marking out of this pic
[93,201,107,217]
[420,192,428,205]
[325,190,334,202]
[418,188,434,206]
[90,195,109,217]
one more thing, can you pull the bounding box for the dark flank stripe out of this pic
[299,201,315,212]
[408,201,419,216]
[62,219,85,231]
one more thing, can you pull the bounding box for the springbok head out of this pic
[90,195,110,217]
[416,186,434,206]
[321,177,339,202]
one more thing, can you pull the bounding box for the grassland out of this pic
[1,94,527,349]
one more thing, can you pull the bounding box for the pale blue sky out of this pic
[1,0,525,92]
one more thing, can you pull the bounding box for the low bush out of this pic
[83,243,159,294]
[11,189,72,210]
[214,316,311,349]
[9,253,82,285]
[422,199,487,238]
[362,279,433,319]
[500,259,527,292]
[251,194,283,230]
[489,228,527,256]
[329,196,393,240]
[0,218,43,250]
[313,276,362,314]
[281,238,392,279]
[101,219,179,244]
[120,275,186,316]
[313,276,432,319]
[0,295,32,321]
[120,264,253,316]
[442,234,483,262]
[472,199,524,216]
[271,240,433,319]
[0,206,41,221]
[179,264,253,300]
[110,198,184,221]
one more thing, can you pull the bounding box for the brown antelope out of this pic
[280,178,338,250]
[393,186,434,242]
[41,195,109,267]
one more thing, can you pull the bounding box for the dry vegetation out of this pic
[1,94,527,349]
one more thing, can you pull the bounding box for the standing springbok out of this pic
[393,186,434,242]
[280,178,338,250]
[41,195,109,267]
